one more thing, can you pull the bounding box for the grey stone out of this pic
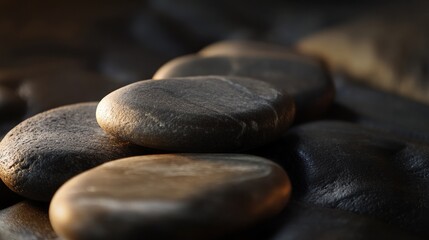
[154,52,333,122]
[50,154,291,240]
[0,102,146,201]
[0,201,59,240]
[96,76,295,152]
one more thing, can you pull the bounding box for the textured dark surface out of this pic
[154,49,334,121]
[0,201,58,240]
[255,121,429,238]
[0,102,146,201]
[50,154,291,240]
[97,76,295,152]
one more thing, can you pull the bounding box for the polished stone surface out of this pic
[154,53,333,121]
[97,76,295,152]
[0,102,146,201]
[50,154,291,240]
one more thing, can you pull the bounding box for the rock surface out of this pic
[0,102,146,201]
[50,154,291,240]
[97,76,295,152]
[154,53,333,121]
[0,201,58,240]
[257,121,429,238]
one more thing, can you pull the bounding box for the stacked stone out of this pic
[0,40,428,240]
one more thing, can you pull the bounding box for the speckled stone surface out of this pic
[0,201,58,240]
[97,76,295,152]
[50,154,291,240]
[0,102,146,201]
[154,50,334,122]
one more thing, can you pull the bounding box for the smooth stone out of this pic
[0,102,146,201]
[227,201,423,240]
[50,154,291,240]
[97,76,295,152]
[0,201,58,240]
[153,54,333,121]
[257,121,429,238]
[296,2,429,104]
[328,76,429,143]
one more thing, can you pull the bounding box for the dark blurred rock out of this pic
[297,1,429,104]
[0,180,21,209]
[327,76,429,143]
[0,201,58,240]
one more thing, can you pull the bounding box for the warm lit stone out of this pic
[50,154,291,240]
[153,54,333,121]
[96,76,295,152]
[0,102,146,201]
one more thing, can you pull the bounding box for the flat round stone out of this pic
[96,76,295,152]
[0,102,146,201]
[50,154,291,240]
[153,54,333,121]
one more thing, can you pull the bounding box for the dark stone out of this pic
[328,77,429,144]
[96,76,295,152]
[50,154,291,240]
[0,201,58,240]
[226,201,423,240]
[0,102,147,201]
[153,53,333,122]
[0,180,22,209]
[256,121,429,238]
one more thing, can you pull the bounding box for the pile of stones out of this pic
[0,39,428,240]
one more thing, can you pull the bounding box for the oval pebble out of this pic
[50,154,291,240]
[96,76,295,152]
[0,102,146,201]
[153,54,333,121]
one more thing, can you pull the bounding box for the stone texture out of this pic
[154,53,333,121]
[328,76,429,143]
[256,121,429,238]
[0,102,146,201]
[0,201,58,240]
[50,154,291,240]
[97,76,295,152]
[296,2,429,104]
